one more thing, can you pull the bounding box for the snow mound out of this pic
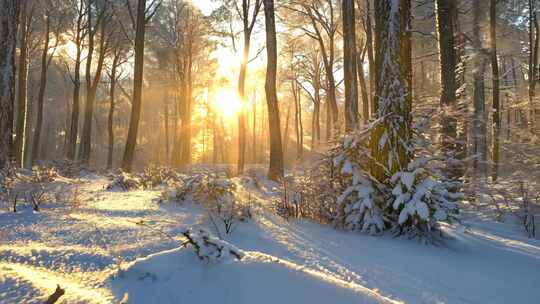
[109,246,399,304]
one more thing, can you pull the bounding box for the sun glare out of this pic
[213,89,242,118]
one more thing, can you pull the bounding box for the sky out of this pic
[191,0,219,15]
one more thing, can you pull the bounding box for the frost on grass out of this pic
[162,173,251,235]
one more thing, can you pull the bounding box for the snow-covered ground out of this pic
[1,173,539,303]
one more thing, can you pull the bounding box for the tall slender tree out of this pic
[122,0,149,172]
[14,2,33,167]
[66,0,87,160]
[79,1,108,163]
[263,0,283,181]
[472,0,488,177]
[31,8,62,165]
[435,0,462,179]
[233,0,263,174]
[490,0,500,180]
[343,0,359,132]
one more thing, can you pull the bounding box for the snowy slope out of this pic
[1,174,539,303]
[110,248,396,304]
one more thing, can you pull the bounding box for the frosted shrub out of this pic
[281,164,339,224]
[390,158,460,238]
[332,130,387,234]
[164,174,250,235]
[106,172,142,191]
[138,165,182,189]
[182,228,244,262]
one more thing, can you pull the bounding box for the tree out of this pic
[263,0,283,181]
[122,0,159,172]
[66,0,87,160]
[342,0,358,132]
[435,0,463,179]
[287,0,339,140]
[31,2,64,166]
[490,0,500,180]
[472,0,488,178]
[0,0,20,168]
[13,1,34,167]
[370,0,412,182]
[79,0,109,163]
[230,0,263,174]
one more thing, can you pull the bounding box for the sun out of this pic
[213,89,243,118]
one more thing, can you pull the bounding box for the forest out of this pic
[0,0,539,303]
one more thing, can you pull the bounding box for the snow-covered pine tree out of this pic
[332,0,460,240]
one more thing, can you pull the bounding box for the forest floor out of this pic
[0,169,539,304]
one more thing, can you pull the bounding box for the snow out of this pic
[1,173,540,303]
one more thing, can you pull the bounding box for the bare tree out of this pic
[122,0,161,171]
[31,3,64,165]
[66,0,88,160]
[232,0,263,174]
[264,0,283,181]
[79,0,109,163]
[13,2,34,167]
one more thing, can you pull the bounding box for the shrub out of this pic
[106,173,142,191]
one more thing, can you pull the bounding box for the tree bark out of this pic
[122,0,147,172]
[0,0,19,168]
[490,0,500,181]
[14,3,30,167]
[264,0,283,181]
[356,45,369,125]
[107,50,120,170]
[435,0,461,178]
[343,0,359,132]
[370,0,412,182]
[472,0,488,177]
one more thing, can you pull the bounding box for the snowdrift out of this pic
[109,246,399,304]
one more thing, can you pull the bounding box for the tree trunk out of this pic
[31,15,52,166]
[343,0,358,132]
[122,0,147,172]
[264,0,283,181]
[364,0,376,117]
[80,16,107,164]
[472,0,488,178]
[107,51,119,170]
[0,0,19,168]
[283,103,291,156]
[370,0,412,182]
[490,0,500,181]
[163,90,170,165]
[14,4,30,167]
[357,44,369,125]
[237,32,250,174]
[435,0,461,178]
[293,80,303,159]
[66,4,85,160]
